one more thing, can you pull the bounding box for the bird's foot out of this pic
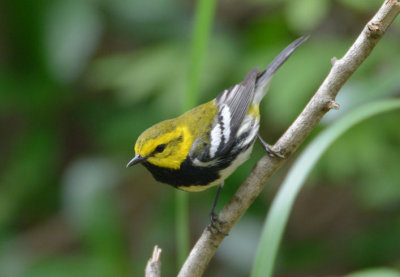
[257,133,287,159]
[264,144,287,159]
[208,212,228,236]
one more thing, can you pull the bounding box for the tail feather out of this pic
[253,35,309,105]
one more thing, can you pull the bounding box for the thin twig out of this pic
[145,245,162,277]
[178,1,400,276]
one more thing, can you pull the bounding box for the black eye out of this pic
[155,144,166,153]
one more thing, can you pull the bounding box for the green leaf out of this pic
[251,99,400,277]
[87,43,184,105]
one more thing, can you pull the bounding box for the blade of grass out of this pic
[175,190,189,267]
[175,0,217,268]
[345,267,400,277]
[185,0,217,110]
[251,99,400,277]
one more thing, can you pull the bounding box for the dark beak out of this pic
[126,154,147,168]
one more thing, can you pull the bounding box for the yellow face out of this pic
[134,121,194,170]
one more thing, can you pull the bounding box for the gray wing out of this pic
[189,68,259,165]
[210,67,259,157]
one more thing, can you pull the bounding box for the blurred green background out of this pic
[1,0,400,276]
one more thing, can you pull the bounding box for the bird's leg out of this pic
[209,184,222,222]
[257,133,287,159]
[208,183,228,236]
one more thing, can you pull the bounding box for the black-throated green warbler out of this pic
[127,36,308,232]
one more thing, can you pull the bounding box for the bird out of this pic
[127,36,308,233]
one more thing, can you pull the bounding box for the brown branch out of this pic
[145,245,162,277]
[178,1,400,276]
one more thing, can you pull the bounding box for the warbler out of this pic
[127,36,308,232]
